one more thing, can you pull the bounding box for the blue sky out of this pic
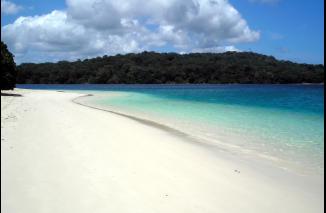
[1,0,324,64]
[231,0,324,64]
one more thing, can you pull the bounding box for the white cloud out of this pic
[192,45,240,53]
[2,10,142,62]
[1,0,22,15]
[2,0,260,63]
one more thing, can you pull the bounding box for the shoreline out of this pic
[73,91,323,177]
[1,89,324,213]
[72,94,221,149]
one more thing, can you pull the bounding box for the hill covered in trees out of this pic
[1,41,17,90]
[17,51,324,84]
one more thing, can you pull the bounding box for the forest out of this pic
[17,51,324,84]
[1,41,17,90]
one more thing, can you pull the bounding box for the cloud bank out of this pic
[2,0,260,63]
[1,0,23,15]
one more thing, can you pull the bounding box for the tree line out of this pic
[15,51,325,84]
[1,41,17,90]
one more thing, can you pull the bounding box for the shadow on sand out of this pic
[1,92,23,97]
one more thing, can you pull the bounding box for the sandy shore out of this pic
[1,89,324,213]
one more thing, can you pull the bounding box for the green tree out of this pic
[16,51,324,84]
[1,41,17,90]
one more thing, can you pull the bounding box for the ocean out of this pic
[18,84,324,175]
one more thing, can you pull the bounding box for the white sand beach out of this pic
[1,89,324,213]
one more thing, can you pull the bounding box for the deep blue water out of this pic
[17,84,324,114]
[17,84,324,174]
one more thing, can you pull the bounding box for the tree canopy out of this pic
[17,51,324,84]
[1,41,17,90]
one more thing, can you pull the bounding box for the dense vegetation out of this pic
[17,51,324,84]
[1,41,17,89]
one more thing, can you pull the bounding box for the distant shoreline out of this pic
[16,82,325,85]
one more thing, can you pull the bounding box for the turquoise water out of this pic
[18,84,324,174]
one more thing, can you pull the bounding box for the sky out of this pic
[1,0,324,64]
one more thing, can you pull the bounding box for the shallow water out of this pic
[18,84,324,175]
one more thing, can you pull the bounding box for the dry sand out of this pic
[1,89,324,213]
